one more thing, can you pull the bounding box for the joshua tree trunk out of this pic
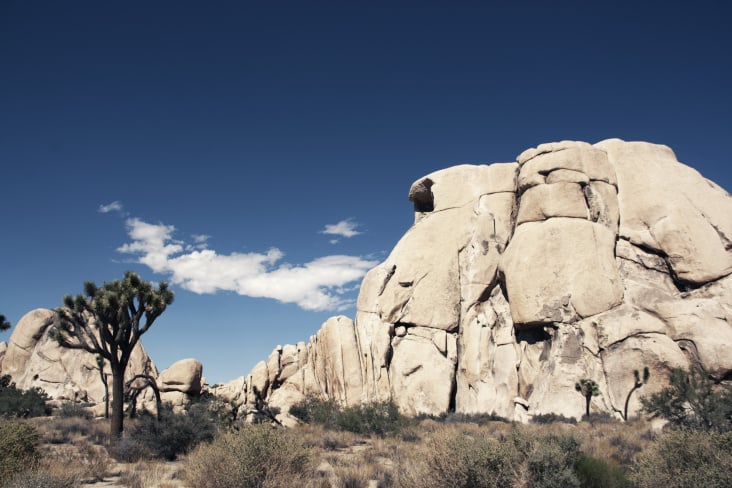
[111,368,125,440]
[585,394,591,417]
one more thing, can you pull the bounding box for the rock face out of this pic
[159,358,203,411]
[242,139,732,422]
[0,308,185,414]
[159,358,203,396]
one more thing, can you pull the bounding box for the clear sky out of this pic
[1,1,730,384]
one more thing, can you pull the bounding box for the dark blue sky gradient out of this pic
[1,1,730,382]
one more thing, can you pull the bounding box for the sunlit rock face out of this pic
[0,309,159,414]
[4,139,728,423]
[0,310,213,415]
[242,139,732,423]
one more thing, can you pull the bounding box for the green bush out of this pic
[114,402,217,461]
[531,413,578,424]
[641,367,732,431]
[576,455,629,488]
[336,401,405,437]
[184,424,312,488]
[289,396,406,437]
[0,418,40,485]
[289,395,341,425]
[629,428,732,488]
[0,375,50,418]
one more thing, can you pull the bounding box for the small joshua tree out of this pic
[623,366,650,421]
[0,314,10,331]
[575,378,600,418]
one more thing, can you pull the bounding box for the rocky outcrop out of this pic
[244,139,732,422]
[0,308,203,415]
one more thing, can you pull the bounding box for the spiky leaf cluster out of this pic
[634,367,650,387]
[0,315,10,331]
[575,379,600,398]
[51,271,174,365]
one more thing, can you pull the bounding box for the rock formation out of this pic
[158,358,204,411]
[231,139,732,422]
[0,308,201,414]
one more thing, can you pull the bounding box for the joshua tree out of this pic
[623,367,650,421]
[0,314,10,331]
[575,378,601,418]
[49,271,174,440]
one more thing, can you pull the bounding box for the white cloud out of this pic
[320,219,363,240]
[98,201,124,214]
[117,218,378,311]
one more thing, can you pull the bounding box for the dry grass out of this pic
[38,440,115,484]
[11,412,685,488]
[119,460,184,488]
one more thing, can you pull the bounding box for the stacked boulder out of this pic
[235,139,732,422]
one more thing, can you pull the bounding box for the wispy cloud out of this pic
[98,201,125,214]
[320,219,363,243]
[117,218,377,311]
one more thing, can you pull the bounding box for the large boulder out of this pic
[159,358,203,395]
[0,309,157,408]
[244,139,732,422]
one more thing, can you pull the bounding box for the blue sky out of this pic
[1,1,730,384]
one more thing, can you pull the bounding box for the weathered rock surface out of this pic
[159,358,203,395]
[242,139,732,422]
[0,309,202,414]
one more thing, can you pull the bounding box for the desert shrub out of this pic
[582,411,618,424]
[112,434,154,462]
[399,427,519,488]
[184,424,311,488]
[0,374,50,418]
[114,402,217,461]
[336,401,405,437]
[41,416,96,444]
[608,434,643,466]
[56,400,93,419]
[0,418,40,485]
[289,395,341,425]
[396,425,593,488]
[442,412,510,424]
[79,441,114,482]
[641,367,732,431]
[575,455,628,488]
[4,470,74,488]
[290,396,406,437]
[523,433,582,488]
[629,428,732,488]
[532,413,578,424]
[119,460,183,488]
